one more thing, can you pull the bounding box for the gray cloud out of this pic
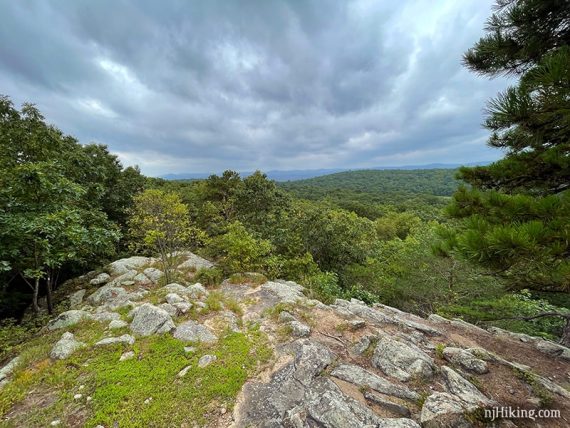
[0,0,508,176]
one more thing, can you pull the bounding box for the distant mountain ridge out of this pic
[160,161,490,182]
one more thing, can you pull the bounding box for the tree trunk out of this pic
[32,277,40,313]
[560,317,570,348]
[46,272,54,315]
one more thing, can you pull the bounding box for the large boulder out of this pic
[130,304,175,336]
[50,332,85,360]
[420,392,473,428]
[441,366,493,406]
[173,320,218,344]
[95,334,136,346]
[260,280,305,304]
[0,356,21,385]
[330,364,419,401]
[177,252,214,270]
[372,335,436,382]
[108,256,153,275]
[68,289,86,308]
[442,347,488,374]
[47,310,92,330]
[90,273,110,286]
[86,285,128,306]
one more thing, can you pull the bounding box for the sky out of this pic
[0,0,509,176]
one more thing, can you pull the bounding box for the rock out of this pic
[90,273,110,286]
[420,392,473,428]
[441,366,493,406]
[172,302,192,314]
[261,280,305,304]
[372,335,436,382]
[108,256,153,275]
[289,320,311,337]
[50,420,61,426]
[47,310,92,330]
[133,273,149,283]
[121,280,135,286]
[91,311,121,322]
[163,283,190,296]
[349,319,366,330]
[278,311,296,322]
[95,334,136,346]
[86,285,128,306]
[535,339,570,358]
[166,293,186,304]
[450,318,488,335]
[427,314,450,324]
[108,319,128,330]
[330,363,419,400]
[74,393,82,400]
[130,303,175,336]
[184,346,197,353]
[120,351,135,361]
[173,320,218,344]
[351,335,373,355]
[159,303,179,317]
[69,289,86,307]
[198,354,217,368]
[50,332,85,360]
[443,347,488,374]
[363,391,411,417]
[143,267,163,283]
[177,365,192,378]
[106,270,138,287]
[177,252,214,270]
[0,356,20,383]
[187,283,208,299]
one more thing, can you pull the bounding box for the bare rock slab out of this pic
[173,320,218,344]
[50,332,85,360]
[130,303,175,336]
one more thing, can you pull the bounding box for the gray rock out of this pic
[372,335,436,382]
[106,270,138,287]
[162,283,190,296]
[427,314,450,324]
[173,320,218,344]
[86,285,128,306]
[261,280,305,304]
[289,320,311,337]
[159,303,179,317]
[50,332,85,359]
[47,310,92,330]
[351,335,373,355]
[0,356,20,383]
[443,347,488,374]
[91,311,121,322]
[420,392,473,428]
[95,334,135,346]
[278,311,296,323]
[441,366,493,406]
[165,293,185,304]
[184,346,197,353]
[143,267,163,283]
[363,391,411,417]
[119,351,135,361]
[89,273,110,286]
[130,303,175,336]
[69,289,86,308]
[330,363,419,400]
[108,256,153,275]
[177,252,214,270]
[177,365,192,378]
[133,273,149,283]
[121,280,135,286]
[172,302,192,314]
[108,319,128,330]
[198,354,217,368]
[349,319,366,330]
[187,283,208,299]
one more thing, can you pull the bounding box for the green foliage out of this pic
[212,221,272,274]
[194,267,224,287]
[128,189,206,283]
[304,271,342,304]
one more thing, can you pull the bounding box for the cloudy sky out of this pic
[0,0,508,176]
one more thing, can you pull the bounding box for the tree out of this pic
[444,0,570,343]
[212,221,272,273]
[128,189,204,282]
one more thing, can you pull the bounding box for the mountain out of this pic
[160,161,491,182]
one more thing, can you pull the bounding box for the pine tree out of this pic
[445,0,570,344]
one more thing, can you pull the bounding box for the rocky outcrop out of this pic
[372,335,436,381]
[173,320,218,344]
[50,332,85,360]
[130,303,175,336]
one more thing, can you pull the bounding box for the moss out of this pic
[0,325,271,428]
[512,367,554,408]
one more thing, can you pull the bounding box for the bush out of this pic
[194,267,224,287]
[303,271,342,304]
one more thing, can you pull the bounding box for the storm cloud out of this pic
[0,0,508,176]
